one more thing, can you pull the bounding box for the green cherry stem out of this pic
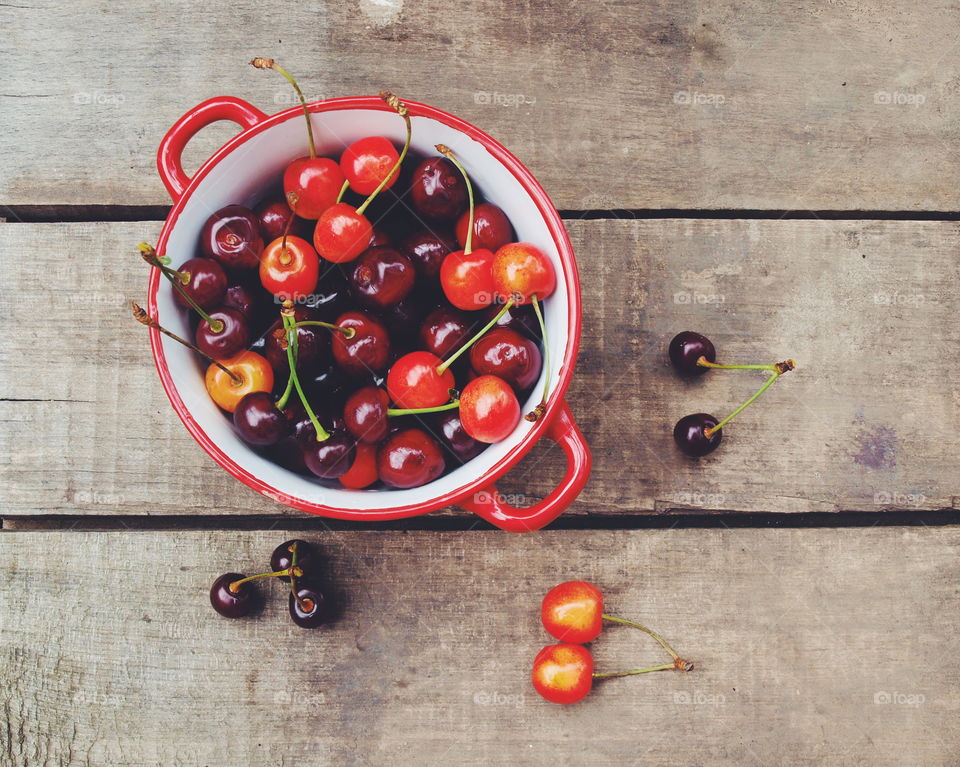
[335,178,350,204]
[251,57,316,158]
[280,303,330,441]
[386,400,460,417]
[355,92,411,216]
[704,359,796,439]
[138,243,224,333]
[229,567,302,594]
[436,300,515,376]
[593,663,678,679]
[435,144,474,254]
[130,302,241,384]
[602,614,688,665]
[696,358,778,371]
[288,541,309,612]
[289,320,356,339]
[525,295,550,422]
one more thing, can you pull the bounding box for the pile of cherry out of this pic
[133,60,556,491]
[210,539,329,627]
[533,581,694,704]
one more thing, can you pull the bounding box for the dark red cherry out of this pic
[483,302,541,340]
[419,306,472,358]
[669,332,716,375]
[270,539,318,582]
[369,226,393,248]
[331,310,391,377]
[410,157,468,221]
[468,328,542,391]
[195,307,249,359]
[348,246,416,310]
[255,196,296,241]
[173,257,227,310]
[263,306,330,376]
[382,293,430,345]
[222,281,263,320]
[343,386,390,444]
[455,203,514,252]
[435,409,485,464]
[673,413,722,456]
[233,391,289,446]
[265,437,309,474]
[200,205,263,270]
[286,402,346,446]
[399,228,457,282]
[289,584,331,628]
[301,268,353,321]
[377,428,446,488]
[302,363,350,401]
[303,432,356,479]
[210,573,257,618]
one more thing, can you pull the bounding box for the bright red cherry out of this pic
[541,581,604,643]
[377,428,445,488]
[440,248,496,310]
[532,644,594,705]
[339,442,379,489]
[492,242,556,304]
[284,157,345,219]
[459,375,520,443]
[259,235,320,301]
[341,136,400,195]
[331,310,391,376]
[387,351,455,409]
[455,203,514,252]
[469,328,542,391]
[313,202,374,263]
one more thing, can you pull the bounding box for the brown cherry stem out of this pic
[435,143,475,255]
[288,541,309,612]
[525,295,550,422]
[593,663,678,679]
[130,302,241,384]
[289,320,356,339]
[703,360,796,439]
[436,299,514,376]
[251,57,316,159]
[602,614,691,669]
[229,566,303,594]
[138,242,224,333]
[355,92,411,215]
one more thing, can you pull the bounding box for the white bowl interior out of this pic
[159,107,570,511]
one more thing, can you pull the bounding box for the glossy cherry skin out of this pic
[491,242,556,304]
[399,229,457,282]
[303,432,356,479]
[301,268,353,321]
[255,196,296,241]
[343,386,390,444]
[435,409,485,464]
[222,281,262,320]
[419,306,471,359]
[387,351,455,409]
[455,203,514,252]
[440,248,496,310]
[410,157,468,221]
[284,156,345,219]
[263,306,330,376]
[200,205,263,270]
[483,301,540,340]
[314,203,373,263]
[459,375,521,443]
[349,246,415,310]
[341,136,400,195]
[368,226,392,248]
[289,584,331,628]
[302,363,350,401]
[339,442,379,489]
[532,643,594,705]
[674,413,722,457]
[377,428,446,489]
[205,350,274,413]
[541,581,604,643]
[259,236,320,301]
[331,311,391,377]
[195,307,250,360]
[469,328,542,391]
[210,573,257,619]
[173,257,227,310]
[233,391,289,446]
[668,331,716,375]
[270,539,318,582]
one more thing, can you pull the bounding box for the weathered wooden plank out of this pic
[1,220,957,517]
[2,1,960,209]
[1,528,957,766]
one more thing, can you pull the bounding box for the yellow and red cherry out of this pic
[259,235,320,301]
[343,386,390,444]
[195,307,250,360]
[387,351,455,409]
[469,327,542,391]
[459,375,520,443]
[541,580,603,643]
[348,246,416,310]
[200,205,263,270]
[491,242,556,304]
[205,350,274,412]
[455,203,514,252]
[339,442,379,489]
[171,257,227,310]
[532,644,594,705]
[341,136,400,195]
[331,310,391,376]
[377,428,445,488]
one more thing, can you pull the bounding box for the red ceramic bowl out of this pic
[149,95,590,531]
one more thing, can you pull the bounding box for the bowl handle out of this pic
[458,399,591,532]
[157,96,268,201]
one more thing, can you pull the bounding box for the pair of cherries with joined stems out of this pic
[669,331,796,457]
[533,581,694,704]
[210,539,329,628]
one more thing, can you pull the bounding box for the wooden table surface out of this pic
[2,2,959,765]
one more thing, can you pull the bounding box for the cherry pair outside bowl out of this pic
[148,95,591,531]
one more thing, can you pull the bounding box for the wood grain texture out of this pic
[1,220,958,518]
[1,528,957,766]
[2,1,960,210]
